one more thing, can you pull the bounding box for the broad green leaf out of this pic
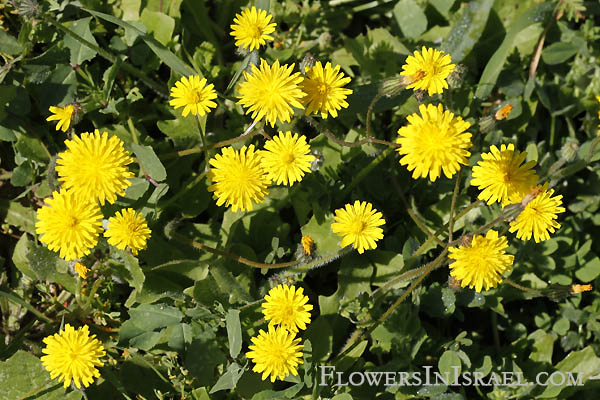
[226,309,242,359]
[168,322,193,351]
[26,245,78,293]
[539,346,600,398]
[575,256,600,282]
[0,30,23,55]
[140,9,175,46]
[438,350,462,378]
[0,351,82,400]
[63,17,98,65]
[441,0,494,63]
[10,162,32,187]
[542,42,579,65]
[476,2,554,99]
[15,133,50,163]
[82,8,194,76]
[256,0,270,11]
[335,340,368,372]
[394,0,427,39]
[529,330,554,363]
[304,317,333,361]
[301,213,338,255]
[12,234,36,279]
[2,200,36,234]
[210,363,245,393]
[128,303,183,331]
[132,143,167,182]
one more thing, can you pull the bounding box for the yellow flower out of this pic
[596,95,600,136]
[35,189,103,261]
[331,200,385,254]
[400,46,455,96]
[471,144,539,207]
[230,6,276,51]
[237,58,305,127]
[571,284,592,294]
[509,183,565,243]
[494,104,513,120]
[104,208,152,255]
[246,326,304,382]
[56,130,134,205]
[448,230,514,292]
[74,262,89,279]
[260,131,315,185]
[41,324,106,389]
[396,103,472,182]
[300,61,353,119]
[262,284,313,332]
[301,235,315,256]
[208,145,270,212]
[46,105,74,132]
[169,75,218,117]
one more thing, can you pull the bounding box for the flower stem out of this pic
[340,147,394,199]
[195,115,210,171]
[448,168,463,243]
[365,92,384,138]
[503,278,543,296]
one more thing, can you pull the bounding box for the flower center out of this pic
[67,215,80,229]
[188,88,203,104]
[317,83,329,95]
[251,26,264,39]
[350,220,367,235]
[282,152,296,165]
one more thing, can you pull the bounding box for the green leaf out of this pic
[127,303,183,331]
[394,0,427,39]
[82,8,194,76]
[541,42,579,65]
[255,0,271,12]
[10,162,32,187]
[210,363,245,393]
[12,234,36,279]
[132,143,167,182]
[438,350,462,378]
[539,346,600,398]
[140,9,175,46]
[441,0,494,63]
[0,30,24,55]
[2,200,36,234]
[63,17,98,65]
[26,245,78,293]
[0,351,82,400]
[301,213,338,256]
[476,2,554,99]
[575,256,600,282]
[226,309,242,359]
[168,322,193,352]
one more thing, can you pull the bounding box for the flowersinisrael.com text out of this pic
[319,365,584,388]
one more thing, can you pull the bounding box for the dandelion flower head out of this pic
[262,284,313,332]
[509,183,565,243]
[246,325,304,382]
[401,46,455,96]
[448,230,514,292]
[169,75,218,117]
[331,200,385,254]
[208,144,270,212]
[396,103,472,182]
[470,144,539,206]
[230,6,276,51]
[74,262,89,279]
[35,189,103,261]
[55,130,134,205]
[46,105,74,132]
[300,61,353,119]
[260,131,315,185]
[104,208,152,255]
[237,59,305,127]
[301,235,315,256]
[41,324,105,389]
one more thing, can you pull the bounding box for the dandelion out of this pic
[331,200,385,254]
[571,284,592,294]
[448,230,514,292]
[46,105,74,132]
[396,103,472,182]
[169,75,218,117]
[260,131,315,185]
[56,130,134,205]
[262,284,313,332]
[471,144,539,206]
[400,46,455,96]
[35,189,103,261]
[246,326,304,382]
[230,6,276,51]
[301,235,315,256]
[208,145,270,212]
[300,61,353,119]
[74,262,89,279]
[509,183,565,243]
[237,58,305,127]
[104,208,152,255]
[41,324,105,389]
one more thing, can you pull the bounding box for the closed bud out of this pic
[560,138,579,162]
[300,54,316,73]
